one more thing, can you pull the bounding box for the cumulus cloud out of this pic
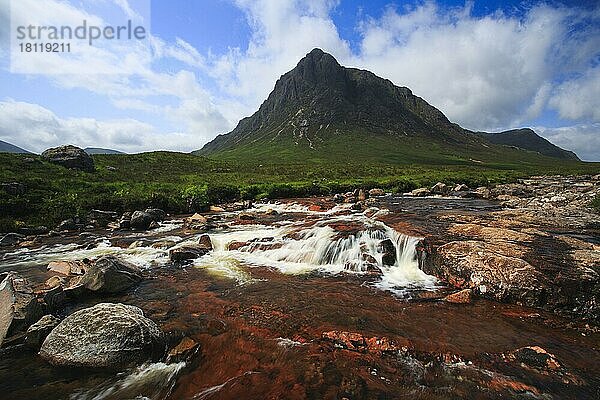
[536,123,600,162]
[351,2,599,131]
[0,100,209,153]
[549,66,600,122]
[2,0,600,159]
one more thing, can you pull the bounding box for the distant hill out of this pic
[84,147,125,155]
[476,129,579,161]
[0,140,31,154]
[196,48,578,166]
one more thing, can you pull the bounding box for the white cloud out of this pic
[2,0,600,159]
[351,3,595,131]
[0,100,210,153]
[549,66,600,122]
[208,0,351,107]
[536,123,600,162]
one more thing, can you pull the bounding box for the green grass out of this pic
[1,151,599,232]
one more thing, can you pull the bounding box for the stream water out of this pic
[1,199,598,399]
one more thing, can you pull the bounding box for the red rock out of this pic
[444,289,473,304]
[228,241,248,251]
[47,260,86,276]
[167,336,200,363]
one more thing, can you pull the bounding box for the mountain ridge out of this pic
[195,48,577,164]
[0,139,31,154]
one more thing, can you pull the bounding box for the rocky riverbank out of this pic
[0,175,598,399]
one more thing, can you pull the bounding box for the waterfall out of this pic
[198,211,437,292]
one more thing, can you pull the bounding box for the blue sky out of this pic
[0,0,599,160]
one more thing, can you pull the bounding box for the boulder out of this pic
[0,272,43,345]
[431,182,449,195]
[74,255,142,294]
[209,205,225,212]
[130,211,154,230]
[41,145,94,172]
[410,188,430,197]
[369,188,385,197]
[423,241,547,306]
[198,234,213,250]
[169,244,210,262]
[151,240,177,249]
[0,233,25,247]
[57,219,79,232]
[378,239,397,266]
[47,260,87,276]
[145,208,166,221]
[39,303,164,368]
[87,210,118,228]
[25,315,60,349]
[453,184,469,192]
[238,212,256,221]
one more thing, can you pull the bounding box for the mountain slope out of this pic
[476,129,579,161]
[84,147,125,155]
[196,49,577,165]
[0,140,31,154]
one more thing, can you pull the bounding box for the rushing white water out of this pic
[2,202,436,295]
[195,204,437,293]
[1,239,170,271]
[71,362,186,400]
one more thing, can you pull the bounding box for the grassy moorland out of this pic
[1,151,599,232]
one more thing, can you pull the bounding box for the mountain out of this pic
[476,129,579,161]
[84,147,125,155]
[0,140,31,154]
[196,49,577,165]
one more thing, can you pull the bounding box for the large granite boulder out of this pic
[0,272,44,345]
[74,255,142,294]
[41,145,94,172]
[39,303,164,368]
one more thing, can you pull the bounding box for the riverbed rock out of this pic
[369,188,385,197]
[145,208,166,222]
[444,289,473,304]
[167,336,200,363]
[47,260,87,276]
[238,212,256,221]
[130,211,154,230]
[25,315,60,349]
[169,244,210,262]
[431,182,449,195]
[0,233,25,247]
[198,234,213,250]
[453,184,469,192]
[378,239,397,266]
[0,272,44,345]
[87,210,118,228]
[41,145,94,172]
[39,303,164,368]
[410,188,430,197]
[426,241,547,305]
[56,219,79,232]
[73,256,142,294]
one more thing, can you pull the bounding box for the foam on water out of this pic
[1,239,169,270]
[193,204,437,294]
[71,362,185,400]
